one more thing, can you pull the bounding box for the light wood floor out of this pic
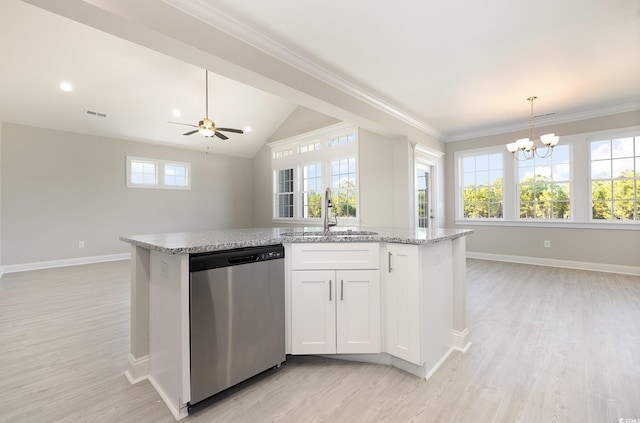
[1,259,639,422]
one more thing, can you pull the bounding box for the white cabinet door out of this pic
[384,244,421,365]
[291,270,336,354]
[336,270,381,354]
[291,269,381,355]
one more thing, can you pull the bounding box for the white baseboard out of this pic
[467,251,640,276]
[451,328,472,353]
[423,347,456,381]
[124,353,149,385]
[0,253,131,276]
[148,376,189,421]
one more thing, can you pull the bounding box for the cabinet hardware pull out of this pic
[388,251,392,272]
[329,279,332,301]
[341,280,344,300]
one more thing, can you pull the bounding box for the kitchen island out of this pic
[120,227,472,420]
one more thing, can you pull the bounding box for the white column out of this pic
[451,236,471,351]
[125,245,150,383]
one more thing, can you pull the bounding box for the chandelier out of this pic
[506,96,559,160]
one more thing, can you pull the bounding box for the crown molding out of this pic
[445,102,640,142]
[162,0,443,140]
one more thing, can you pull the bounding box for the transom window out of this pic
[126,156,191,190]
[590,136,639,221]
[329,133,356,147]
[270,123,359,222]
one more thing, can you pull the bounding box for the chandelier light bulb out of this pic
[516,138,530,149]
[506,97,560,161]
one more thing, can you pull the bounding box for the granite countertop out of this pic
[119,226,473,255]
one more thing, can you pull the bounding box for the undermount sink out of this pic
[280,230,378,238]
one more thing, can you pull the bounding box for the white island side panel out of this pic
[149,250,190,420]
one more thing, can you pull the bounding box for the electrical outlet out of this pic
[544,240,551,248]
[78,241,85,248]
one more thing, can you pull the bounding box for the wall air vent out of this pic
[534,112,556,118]
[85,109,107,118]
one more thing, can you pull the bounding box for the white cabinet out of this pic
[384,243,421,365]
[291,270,335,354]
[290,244,381,355]
[384,241,454,373]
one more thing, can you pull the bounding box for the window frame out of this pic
[455,146,506,221]
[269,123,359,224]
[588,132,640,223]
[126,156,191,190]
[453,126,640,230]
[516,144,572,221]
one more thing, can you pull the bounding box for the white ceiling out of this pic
[1,0,639,156]
[180,0,640,140]
[0,0,297,158]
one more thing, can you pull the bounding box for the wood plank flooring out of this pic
[1,259,639,422]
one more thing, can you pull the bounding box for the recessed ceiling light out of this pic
[59,82,73,92]
[244,126,252,133]
[172,109,181,117]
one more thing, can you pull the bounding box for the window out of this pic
[302,164,322,218]
[330,158,357,218]
[460,151,504,218]
[329,133,356,147]
[126,156,190,190]
[417,168,430,228]
[518,144,571,219]
[274,148,294,159]
[131,160,156,185]
[299,141,321,154]
[164,164,188,187]
[590,136,639,221]
[276,168,294,218]
[270,123,358,222]
[454,127,640,228]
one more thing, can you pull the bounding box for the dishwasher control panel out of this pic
[190,244,285,272]
[260,250,283,260]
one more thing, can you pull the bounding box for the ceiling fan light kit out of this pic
[169,70,244,141]
[506,96,559,160]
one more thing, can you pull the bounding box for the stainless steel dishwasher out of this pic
[188,244,286,408]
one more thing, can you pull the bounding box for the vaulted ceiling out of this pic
[2,0,639,157]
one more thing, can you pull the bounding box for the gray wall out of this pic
[444,111,640,268]
[1,123,254,266]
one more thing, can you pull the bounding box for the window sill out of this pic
[272,218,360,227]
[454,219,640,231]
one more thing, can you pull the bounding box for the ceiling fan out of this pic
[169,70,244,140]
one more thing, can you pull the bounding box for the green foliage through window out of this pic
[590,136,639,220]
[461,153,503,218]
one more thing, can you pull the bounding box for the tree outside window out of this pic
[591,137,639,220]
[518,145,571,219]
[331,157,357,218]
[461,153,503,218]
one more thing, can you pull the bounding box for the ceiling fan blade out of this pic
[214,131,229,140]
[183,130,199,136]
[168,121,198,128]
[216,127,244,134]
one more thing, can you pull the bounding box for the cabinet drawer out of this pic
[291,243,380,270]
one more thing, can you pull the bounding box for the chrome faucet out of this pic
[324,187,338,232]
